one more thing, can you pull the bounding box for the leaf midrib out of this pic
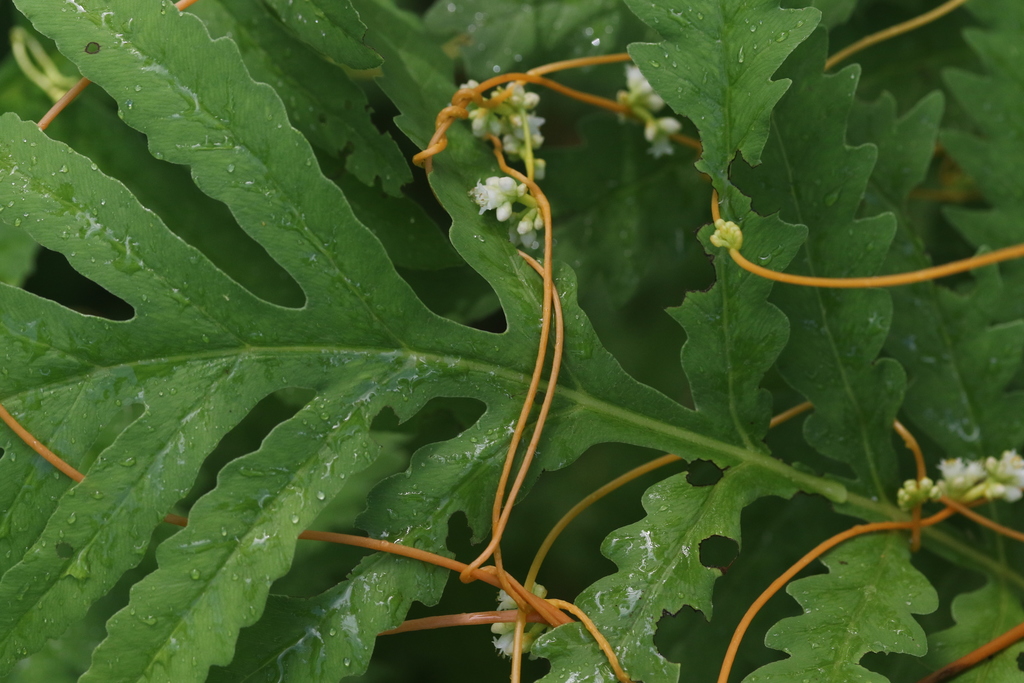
[1,342,847,502]
[770,110,892,501]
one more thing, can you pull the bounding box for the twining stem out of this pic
[460,148,563,592]
[413,72,629,172]
[939,497,1024,543]
[710,191,1024,289]
[547,598,634,683]
[524,453,682,592]
[825,0,972,71]
[0,403,85,482]
[526,53,633,77]
[35,0,201,131]
[767,401,929,549]
[767,400,813,428]
[894,419,927,550]
[727,243,1024,288]
[412,57,701,172]
[0,403,573,628]
[716,507,958,683]
[381,610,548,635]
[299,529,569,627]
[916,618,1024,683]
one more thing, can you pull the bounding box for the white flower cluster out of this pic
[462,80,546,173]
[897,450,1024,510]
[491,584,548,657]
[469,176,544,249]
[617,65,682,158]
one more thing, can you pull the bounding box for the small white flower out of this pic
[982,450,1024,501]
[936,457,987,501]
[516,215,533,235]
[490,585,547,656]
[938,457,986,486]
[458,79,480,90]
[501,132,522,157]
[469,176,526,221]
[506,113,546,149]
[644,116,682,158]
[981,481,1013,502]
[504,83,541,111]
[460,83,544,158]
[492,630,517,657]
[469,107,503,138]
[516,208,543,236]
[621,64,665,113]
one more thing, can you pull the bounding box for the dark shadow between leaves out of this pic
[24,247,134,320]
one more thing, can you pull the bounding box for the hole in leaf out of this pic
[56,542,74,558]
[687,459,723,486]
[699,535,738,570]
[1017,652,1023,671]
[469,305,507,333]
[24,248,134,320]
[371,397,487,450]
[400,265,503,326]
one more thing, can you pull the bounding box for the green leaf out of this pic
[927,581,1024,682]
[535,464,798,683]
[424,0,642,78]
[672,189,805,448]
[194,0,411,196]
[0,221,35,286]
[852,7,1024,462]
[208,553,442,683]
[804,0,857,29]
[0,0,848,679]
[6,1,1024,680]
[260,0,382,70]
[942,0,1024,314]
[733,29,904,497]
[541,114,702,306]
[625,0,819,190]
[336,175,461,272]
[745,533,938,682]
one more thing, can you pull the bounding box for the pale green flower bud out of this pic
[710,219,744,250]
